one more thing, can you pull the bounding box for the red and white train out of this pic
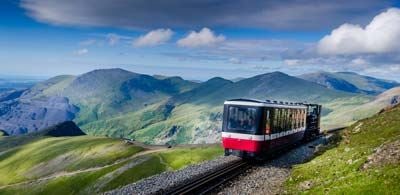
[222,99,321,158]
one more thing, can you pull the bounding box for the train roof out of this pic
[224,98,311,109]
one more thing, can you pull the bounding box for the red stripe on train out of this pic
[222,137,263,152]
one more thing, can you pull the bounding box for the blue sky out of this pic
[1,0,400,81]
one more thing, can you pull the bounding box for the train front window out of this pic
[227,106,257,132]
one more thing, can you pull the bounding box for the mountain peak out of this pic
[205,77,233,84]
[82,68,137,76]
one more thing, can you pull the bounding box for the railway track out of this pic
[166,160,249,195]
[168,127,346,195]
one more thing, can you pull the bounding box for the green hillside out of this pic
[0,136,143,185]
[0,135,222,194]
[322,87,400,129]
[285,105,400,194]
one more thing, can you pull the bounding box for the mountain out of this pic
[0,69,377,144]
[187,71,355,106]
[125,72,367,144]
[299,71,399,95]
[0,95,79,135]
[0,69,198,136]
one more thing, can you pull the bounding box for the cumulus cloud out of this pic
[318,8,400,55]
[177,28,225,48]
[74,48,88,55]
[133,29,173,47]
[20,0,389,30]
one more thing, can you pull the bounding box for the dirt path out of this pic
[0,148,169,190]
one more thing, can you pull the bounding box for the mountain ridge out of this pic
[0,68,392,144]
[299,71,399,95]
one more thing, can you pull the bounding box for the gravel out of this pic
[104,155,241,195]
[214,136,332,195]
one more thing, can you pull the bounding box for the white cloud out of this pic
[107,33,120,46]
[284,59,301,66]
[177,28,225,48]
[74,48,88,55]
[318,8,400,55]
[228,57,242,64]
[133,28,173,47]
[350,57,368,66]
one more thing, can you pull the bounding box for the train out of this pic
[221,98,321,158]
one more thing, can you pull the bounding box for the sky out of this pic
[1,0,400,81]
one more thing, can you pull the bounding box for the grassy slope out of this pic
[0,135,223,194]
[0,136,143,185]
[285,105,400,194]
[321,96,373,129]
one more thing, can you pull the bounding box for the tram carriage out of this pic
[222,99,321,158]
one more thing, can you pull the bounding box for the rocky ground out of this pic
[214,136,332,195]
[104,156,241,195]
[362,138,400,170]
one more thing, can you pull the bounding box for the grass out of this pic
[0,134,41,153]
[101,155,167,192]
[159,145,223,170]
[321,95,373,129]
[0,163,122,195]
[285,105,400,194]
[0,136,223,194]
[0,136,143,185]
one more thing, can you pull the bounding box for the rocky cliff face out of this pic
[0,91,78,135]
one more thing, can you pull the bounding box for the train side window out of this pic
[290,109,293,130]
[279,108,284,133]
[297,109,300,129]
[285,108,289,131]
[290,109,294,130]
[281,109,285,132]
[273,108,278,134]
[284,109,288,131]
[265,109,271,134]
[281,108,285,132]
[278,108,282,133]
[288,109,291,130]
